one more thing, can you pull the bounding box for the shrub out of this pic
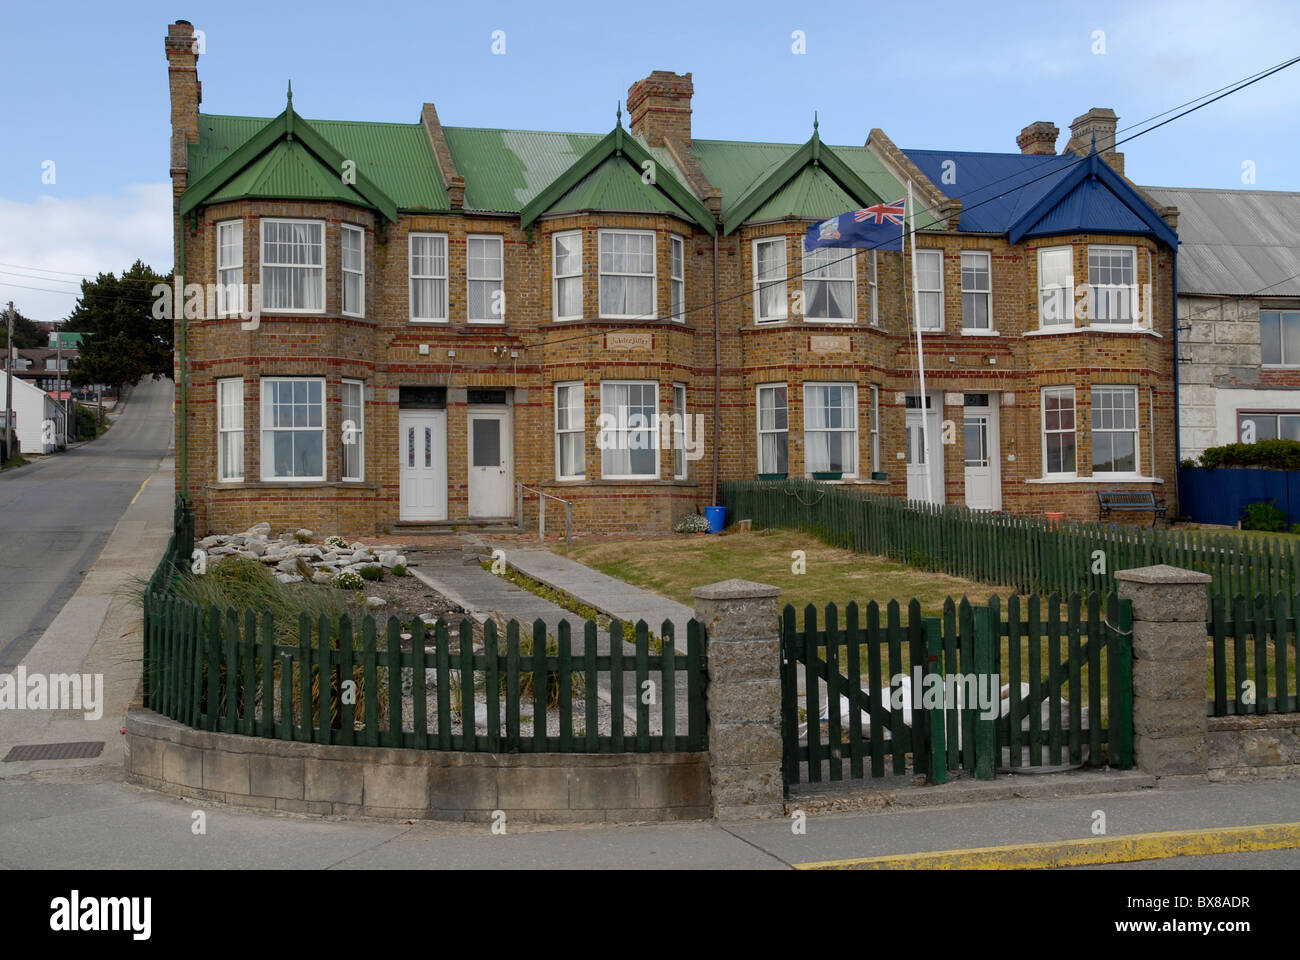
[73,404,101,440]
[498,631,586,707]
[1241,499,1287,532]
[1199,439,1300,471]
[391,563,407,577]
[334,570,364,590]
[324,535,348,549]
[358,564,383,582]
[674,513,710,533]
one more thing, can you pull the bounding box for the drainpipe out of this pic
[711,231,721,506]
[178,220,188,502]
[1172,244,1181,509]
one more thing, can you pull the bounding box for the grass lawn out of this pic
[564,529,1013,621]
[1177,525,1300,552]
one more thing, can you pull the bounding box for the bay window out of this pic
[1092,386,1138,474]
[553,231,583,321]
[1038,246,1074,327]
[598,231,654,318]
[555,382,585,480]
[803,245,856,321]
[1042,386,1076,476]
[216,220,244,318]
[757,384,789,475]
[1088,245,1137,324]
[341,379,364,481]
[753,237,787,323]
[341,224,364,317]
[260,378,325,481]
[599,381,658,479]
[217,378,243,481]
[803,383,857,476]
[260,219,324,313]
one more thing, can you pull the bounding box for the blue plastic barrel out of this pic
[705,505,727,533]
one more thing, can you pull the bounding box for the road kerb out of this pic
[794,821,1300,869]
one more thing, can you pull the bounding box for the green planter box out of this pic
[757,472,787,481]
[871,471,888,481]
[812,471,842,481]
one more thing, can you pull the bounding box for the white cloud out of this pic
[0,183,172,324]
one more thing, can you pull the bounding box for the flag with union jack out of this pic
[805,197,906,251]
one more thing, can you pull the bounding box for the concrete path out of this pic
[1,766,1297,870]
[490,546,695,639]
[0,379,175,776]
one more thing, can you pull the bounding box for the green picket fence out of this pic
[1207,593,1300,716]
[142,592,706,754]
[724,479,1300,602]
[780,592,1134,795]
[148,494,195,595]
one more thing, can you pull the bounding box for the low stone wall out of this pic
[125,708,710,823]
[1207,714,1300,781]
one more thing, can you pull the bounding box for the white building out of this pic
[1143,186,1300,461]
[0,375,67,454]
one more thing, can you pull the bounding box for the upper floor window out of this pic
[868,250,879,325]
[553,231,583,321]
[803,246,855,322]
[1092,385,1138,474]
[915,249,943,330]
[754,237,787,323]
[1038,246,1074,327]
[261,219,324,313]
[261,377,324,481]
[468,235,504,323]
[1042,386,1077,477]
[341,224,364,318]
[409,233,448,322]
[599,230,654,319]
[1088,245,1137,324]
[1260,311,1300,366]
[670,235,685,322]
[216,220,244,318]
[1239,411,1300,443]
[961,251,991,331]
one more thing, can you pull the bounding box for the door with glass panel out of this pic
[905,393,943,504]
[467,408,513,518]
[963,393,1001,511]
[398,410,447,521]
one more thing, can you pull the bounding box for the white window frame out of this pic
[915,249,943,331]
[216,219,244,318]
[1088,244,1138,326]
[555,381,585,481]
[672,383,688,479]
[1038,246,1074,328]
[409,232,449,323]
[341,378,365,482]
[259,218,325,314]
[803,382,859,479]
[1091,385,1140,476]
[960,251,993,333]
[217,378,244,482]
[1238,411,1300,443]
[1259,310,1300,366]
[802,245,856,323]
[1041,386,1077,479]
[341,224,364,318]
[467,234,505,324]
[869,250,879,326]
[670,235,686,322]
[870,384,881,474]
[260,377,326,482]
[553,230,583,322]
[598,229,656,320]
[753,237,788,323]
[756,384,789,476]
[599,380,659,480]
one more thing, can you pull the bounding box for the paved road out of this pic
[0,377,173,669]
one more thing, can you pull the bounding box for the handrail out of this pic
[517,482,573,551]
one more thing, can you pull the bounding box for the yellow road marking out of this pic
[795,821,1300,870]
[129,476,150,505]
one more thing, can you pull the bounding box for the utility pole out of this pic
[55,328,63,443]
[4,302,13,463]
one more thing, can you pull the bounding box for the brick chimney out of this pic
[627,71,694,147]
[1065,107,1124,176]
[165,20,201,174]
[1016,121,1058,155]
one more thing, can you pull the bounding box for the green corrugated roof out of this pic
[193,114,446,211]
[546,154,693,220]
[206,139,364,206]
[745,165,858,222]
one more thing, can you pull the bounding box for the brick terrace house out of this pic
[166,20,1180,536]
[1141,186,1300,461]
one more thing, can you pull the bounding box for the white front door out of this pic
[399,410,447,521]
[905,395,943,504]
[963,394,1001,511]
[467,408,513,518]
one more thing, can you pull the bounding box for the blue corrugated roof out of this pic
[904,149,1078,233]
[1022,175,1151,239]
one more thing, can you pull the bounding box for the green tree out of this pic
[1,307,45,351]
[66,260,173,391]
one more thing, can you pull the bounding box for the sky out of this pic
[1,0,1297,323]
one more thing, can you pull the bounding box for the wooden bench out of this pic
[1097,490,1167,527]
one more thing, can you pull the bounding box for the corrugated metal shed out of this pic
[1143,186,1300,297]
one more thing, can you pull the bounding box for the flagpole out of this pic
[909,180,933,505]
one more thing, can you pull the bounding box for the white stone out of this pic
[378,551,399,567]
[275,573,304,584]
[244,522,271,537]
[365,596,387,609]
[296,528,314,538]
[311,571,335,585]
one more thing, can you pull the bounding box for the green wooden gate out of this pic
[779,593,1133,795]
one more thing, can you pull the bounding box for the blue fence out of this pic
[1180,466,1300,526]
